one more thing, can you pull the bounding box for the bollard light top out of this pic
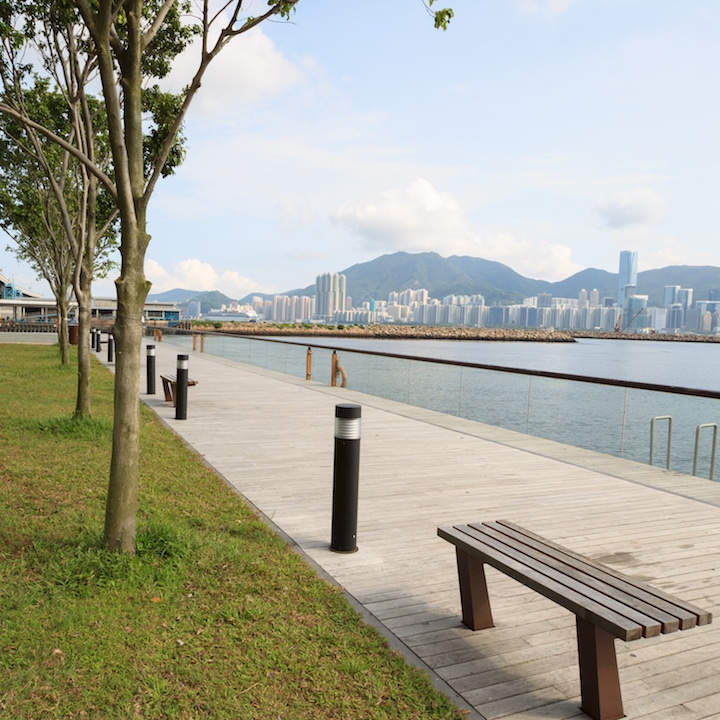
[335,403,361,419]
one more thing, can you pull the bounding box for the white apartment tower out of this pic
[315,272,347,321]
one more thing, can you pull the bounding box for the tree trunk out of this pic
[103,255,150,553]
[74,251,93,417]
[56,297,70,365]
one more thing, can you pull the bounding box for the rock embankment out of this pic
[571,331,720,343]
[200,323,576,342]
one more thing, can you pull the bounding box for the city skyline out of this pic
[0,2,718,300]
[219,253,719,334]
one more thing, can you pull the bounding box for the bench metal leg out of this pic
[456,549,494,630]
[161,377,173,403]
[576,617,624,720]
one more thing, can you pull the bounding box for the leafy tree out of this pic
[0,15,120,415]
[0,0,453,553]
[0,80,118,374]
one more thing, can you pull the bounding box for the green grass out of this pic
[0,345,465,719]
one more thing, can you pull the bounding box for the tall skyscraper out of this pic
[315,272,346,321]
[617,251,638,307]
[663,285,681,307]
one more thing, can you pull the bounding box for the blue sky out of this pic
[2,0,719,299]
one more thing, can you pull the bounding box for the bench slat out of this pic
[438,525,645,641]
[477,522,686,632]
[456,524,663,638]
[494,520,712,627]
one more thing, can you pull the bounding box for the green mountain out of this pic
[169,252,720,309]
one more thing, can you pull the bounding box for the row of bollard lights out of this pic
[94,330,362,554]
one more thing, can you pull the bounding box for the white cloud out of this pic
[330,179,582,281]
[163,28,303,116]
[474,233,581,281]
[330,178,474,253]
[593,188,665,229]
[145,258,267,299]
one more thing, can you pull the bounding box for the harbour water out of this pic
[167,332,720,480]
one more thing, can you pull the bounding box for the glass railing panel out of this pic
[525,376,628,455]
[623,389,720,477]
[407,361,463,416]
[359,354,413,405]
[459,367,533,433]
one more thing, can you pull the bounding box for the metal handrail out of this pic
[190,330,720,401]
[693,423,718,480]
[650,416,673,469]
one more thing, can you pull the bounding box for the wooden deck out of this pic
[125,340,720,719]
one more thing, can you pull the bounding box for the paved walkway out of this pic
[104,337,720,720]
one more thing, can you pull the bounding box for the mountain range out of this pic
[147,252,720,310]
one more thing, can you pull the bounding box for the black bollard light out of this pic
[175,354,189,420]
[96,329,102,352]
[91,328,97,351]
[146,345,156,395]
[331,403,361,553]
[107,334,115,363]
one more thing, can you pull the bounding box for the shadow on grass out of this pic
[32,520,198,598]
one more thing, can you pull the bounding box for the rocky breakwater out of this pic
[204,323,576,343]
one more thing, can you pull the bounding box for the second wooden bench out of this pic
[438,519,712,720]
[160,373,198,407]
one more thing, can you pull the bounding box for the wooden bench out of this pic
[160,374,198,407]
[438,520,712,720]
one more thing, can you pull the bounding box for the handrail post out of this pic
[693,423,718,480]
[650,416,672,469]
[331,350,338,387]
[306,347,312,381]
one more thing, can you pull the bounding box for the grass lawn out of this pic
[0,344,466,719]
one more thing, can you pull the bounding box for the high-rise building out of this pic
[664,285,681,307]
[676,288,693,316]
[617,251,638,307]
[315,272,346,321]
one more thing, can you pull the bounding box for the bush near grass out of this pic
[0,345,466,720]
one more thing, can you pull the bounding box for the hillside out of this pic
[242,253,720,307]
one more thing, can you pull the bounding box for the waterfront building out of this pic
[617,250,638,307]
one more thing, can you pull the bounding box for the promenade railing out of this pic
[157,329,720,480]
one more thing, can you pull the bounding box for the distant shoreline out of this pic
[194,322,720,343]
[199,323,574,341]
